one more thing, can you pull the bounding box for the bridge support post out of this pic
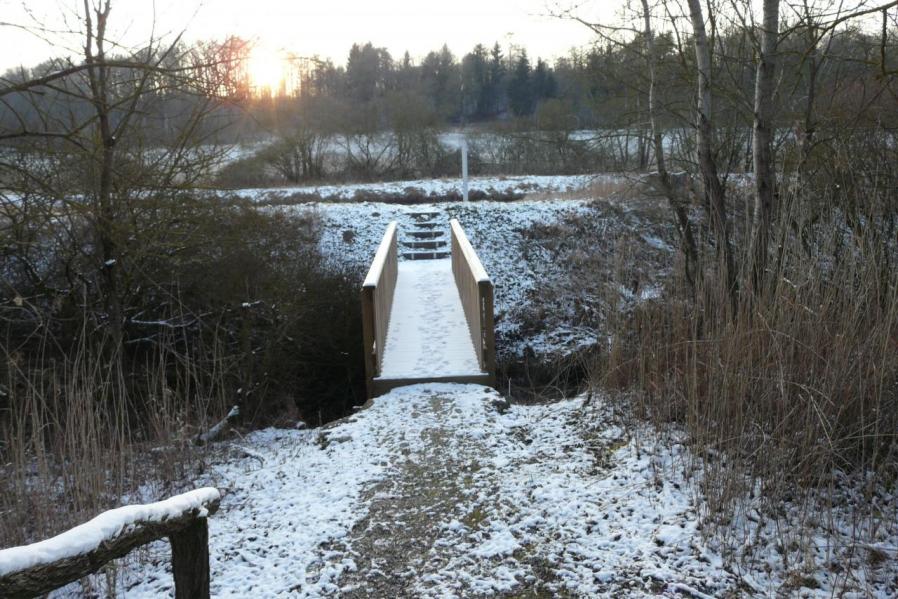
[361,286,377,399]
[479,280,496,385]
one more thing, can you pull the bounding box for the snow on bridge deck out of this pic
[362,216,495,397]
[377,259,482,380]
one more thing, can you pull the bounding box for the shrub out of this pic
[216,152,281,188]
[0,196,366,546]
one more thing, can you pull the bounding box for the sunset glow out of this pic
[0,0,599,74]
[247,44,288,94]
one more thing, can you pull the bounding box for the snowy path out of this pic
[332,387,736,597]
[378,260,482,380]
[106,385,751,598]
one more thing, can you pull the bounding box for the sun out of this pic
[247,45,287,94]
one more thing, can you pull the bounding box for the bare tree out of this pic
[750,0,781,291]
[0,1,246,346]
[261,96,331,182]
[640,0,700,290]
[685,0,737,304]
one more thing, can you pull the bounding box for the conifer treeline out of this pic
[283,42,559,121]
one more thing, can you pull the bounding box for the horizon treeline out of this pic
[249,26,898,131]
[3,26,895,147]
[277,41,560,122]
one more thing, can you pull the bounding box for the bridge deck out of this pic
[376,259,484,383]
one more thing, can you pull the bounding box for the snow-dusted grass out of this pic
[229,169,670,364]
[406,391,736,597]
[304,188,676,362]
[111,386,731,596]
[233,174,603,203]
[84,411,395,596]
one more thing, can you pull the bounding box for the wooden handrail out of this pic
[0,488,221,599]
[361,222,399,397]
[450,219,496,382]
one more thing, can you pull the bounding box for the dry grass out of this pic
[521,175,636,203]
[0,332,224,548]
[0,200,368,550]
[596,184,898,517]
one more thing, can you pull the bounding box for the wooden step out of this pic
[402,240,448,250]
[408,230,445,239]
[402,251,450,260]
[408,211,440,219]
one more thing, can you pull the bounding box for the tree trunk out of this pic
[686,0,737,306]
[798,19,819,186]
[792,20,821,259]
[751,0,781,292]
[84,1,123,346]
[641,0,699,292]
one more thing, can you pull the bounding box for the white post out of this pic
[461,137,469,203]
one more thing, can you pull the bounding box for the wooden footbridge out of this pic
[361,214,496,398]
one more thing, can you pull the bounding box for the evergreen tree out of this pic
[346,42,393,103]
[533,58,557,104]
[508,50,533,116]
[461,44,489,119]
[396,50,416,90]
[420,44,460,118]
[487,42,505,115]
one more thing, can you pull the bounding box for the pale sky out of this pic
[0,0,620,72]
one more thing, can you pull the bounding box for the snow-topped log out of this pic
[195,405,240,446]
[0,487,220,599]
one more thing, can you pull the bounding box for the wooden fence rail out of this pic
[0,488,220,599]
[361,221,399,398]
[450,219,496,383]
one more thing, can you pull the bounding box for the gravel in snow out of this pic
[46,384,898,597]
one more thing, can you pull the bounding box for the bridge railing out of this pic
[361,221,399,396]
[450,219,496,382]
[0,488,220,599]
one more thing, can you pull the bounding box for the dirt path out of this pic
[319,386,737,598]
[333,392,558,597]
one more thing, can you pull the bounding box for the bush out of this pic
[216,152,281,188]
[0,195,366,546]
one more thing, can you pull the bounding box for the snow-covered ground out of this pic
[233,174,604,203]
[308,197,596,360]
[11,173,893,598]
[49,385,897,597]
[298,178,674,361]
